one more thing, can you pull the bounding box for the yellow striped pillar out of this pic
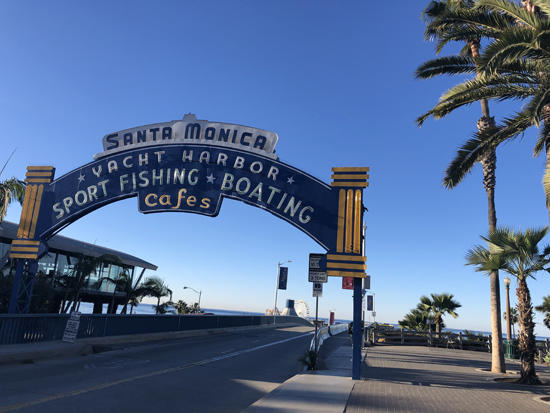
[327,167,369,278]
[9,166,55,259]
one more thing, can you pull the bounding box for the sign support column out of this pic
[327,166,369,380]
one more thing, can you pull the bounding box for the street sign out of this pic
[62,311,81,343]
[367,295,373,311]
[278,267,288,290]
[308,253,327,283]
[342,277,354,290]
[313,282,323,297]
[363,275,371,290]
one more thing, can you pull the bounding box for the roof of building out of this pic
[0,221,157,270]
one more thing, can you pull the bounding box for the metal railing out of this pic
[0,314,312,345]
[310,323,348,352]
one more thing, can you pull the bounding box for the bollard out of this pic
[400,328,404,345]
[458,332,463,350]
[428,329,432,347]
[487,335,492,353]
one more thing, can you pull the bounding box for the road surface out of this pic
[0,325,313,413]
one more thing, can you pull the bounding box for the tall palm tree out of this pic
[142,276,172,314]
[417,293,461,336]
[467,227,550,384]
[417,0,508,372]
[419,1,550,223]
[535,295,550,329]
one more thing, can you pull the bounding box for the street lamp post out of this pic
[273,260,291,323]
[183,286,202,312]
[504,277,512,340]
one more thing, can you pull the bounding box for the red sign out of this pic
[342,277,354,290]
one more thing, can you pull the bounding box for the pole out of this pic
[373,293,376,324]
[315,295,319,351]
[198,290,202,311]
[505,284,511,340]
[273,262,280,324]
[352,277,362,380]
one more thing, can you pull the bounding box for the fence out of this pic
[366,327,550,359]
[0,314,312,345]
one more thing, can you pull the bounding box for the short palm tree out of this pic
[535,295,550,330]
[0,152,26,223]
[417,293,461,336]
[399,308,434,331]
[467,227,550,384]
[503,306,519,337]
[142,276,172,314]
[57,254,104,313]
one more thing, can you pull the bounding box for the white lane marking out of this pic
[0,331,313,412]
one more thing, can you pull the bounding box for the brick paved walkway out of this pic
[345,345,550,412]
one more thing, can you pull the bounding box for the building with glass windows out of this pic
[0,221,157,313]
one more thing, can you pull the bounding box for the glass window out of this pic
[56,253,76,277]
[38,252,57,277]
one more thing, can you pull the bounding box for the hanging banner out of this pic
[367,295,374,311]
[278,267,288,290]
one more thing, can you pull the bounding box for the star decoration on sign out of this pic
[287,176,295,185]
[206,173,216,184]
[77,172,85,184]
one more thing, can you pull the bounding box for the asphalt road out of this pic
[0,325,314,413]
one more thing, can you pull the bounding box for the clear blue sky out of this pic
[2,1,550,335]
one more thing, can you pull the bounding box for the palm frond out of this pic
[416,55,477,79]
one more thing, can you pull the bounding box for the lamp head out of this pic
[503,277,511,287]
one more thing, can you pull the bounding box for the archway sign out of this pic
[8,114,369,315]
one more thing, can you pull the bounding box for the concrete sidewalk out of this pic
[243,334,356,412]
[243,336,550,413]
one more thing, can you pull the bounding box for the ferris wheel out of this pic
[294,300,310,319]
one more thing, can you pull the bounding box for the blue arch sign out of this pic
[8,114,369,313]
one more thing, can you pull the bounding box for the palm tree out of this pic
[174,300,190,314]
[142,276,172,314]
[0,151,26,223]
[467,227,550,384]
[399,308,434,331]
[417,293,461,336]
[417,0,508,372]
[503,306,519,337]
[418,1,550,224]
[535,295,550,330]
[57,254,104,313]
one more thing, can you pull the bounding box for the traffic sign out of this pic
[342,277,354,290]
[309,253,327,283]
[313,282,323,297]
[363,275,371,290]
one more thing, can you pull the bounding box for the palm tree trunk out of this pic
[480,125,506,374]
[471,37,506,373]
[544,140,550,223]
[516,277,540,384]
